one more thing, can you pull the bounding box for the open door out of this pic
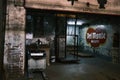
[55,14,79,62]
[65,17,79,62]
[66,35,78,61]
[55,15,67,61]
[57,35,66,59]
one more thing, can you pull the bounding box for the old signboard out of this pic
[25,0,120,15]
[86,27,107,47]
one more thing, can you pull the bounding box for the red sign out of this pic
[86,27,107,47]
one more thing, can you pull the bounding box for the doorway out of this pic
[25,9,80,64]
[55,15,79,62]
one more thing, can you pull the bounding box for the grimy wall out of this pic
[3,0,120,79]
[4,0,25,80]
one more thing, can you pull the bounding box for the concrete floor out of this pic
[45,57,120,80]
[27,57,120,80]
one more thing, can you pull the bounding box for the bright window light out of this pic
[67,21,75,25]
[97,25,105,28]
[67,20,84,25]
[31,53,44,56]
[26,33,33,39]
[77,21,84,25]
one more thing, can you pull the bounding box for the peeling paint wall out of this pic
[4,0,25,79]
[79,25,113,56]
[79,23,120,63]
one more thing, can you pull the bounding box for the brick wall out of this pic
[4,0,26,80]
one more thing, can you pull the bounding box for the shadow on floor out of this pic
[46,57,120,80]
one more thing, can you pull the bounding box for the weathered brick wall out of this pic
[4,0,26,80]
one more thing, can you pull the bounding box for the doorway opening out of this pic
[25,9,81,65]
[56,16,80,62]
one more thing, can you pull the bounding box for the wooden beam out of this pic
[25,0,120,15]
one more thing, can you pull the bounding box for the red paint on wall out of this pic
[86,27,107,47]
